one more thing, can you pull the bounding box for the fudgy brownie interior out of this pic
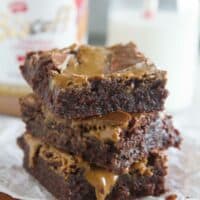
[20,94,181,174]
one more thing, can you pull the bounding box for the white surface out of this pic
[0,105,200,199]
[0,117,54,200]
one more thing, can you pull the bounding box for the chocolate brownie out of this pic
[20,43,168,119]
[20,94,181,174]
[18,134,167,200]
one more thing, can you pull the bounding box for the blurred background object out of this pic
[88,0,109,45]
[0,0,88,116]
[89,0,200,111]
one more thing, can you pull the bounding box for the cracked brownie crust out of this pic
[20,43,168,119]
[20,94,181,174]
[18,134,167,200]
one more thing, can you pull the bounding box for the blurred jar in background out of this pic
[107,0,199,112]
[0,0,88,86]
[0,0,88,116]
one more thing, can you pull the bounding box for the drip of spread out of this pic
[25,134,119,200]
[24,134,41,168]
[85,169,118,200]
[38,138,119,200]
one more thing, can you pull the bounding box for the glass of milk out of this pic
[107,0,199,112]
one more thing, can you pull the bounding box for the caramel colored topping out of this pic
[85,168,118,200]
[51,73,88,89]
[44,105,141,143]
[26,135,118,200]
[44,107,121,143]
[109,43,145,71]
[109,43,155,76]
[63,45,110,76]
[51,45,109,88]
[40,144,81,178]
[24,134,41,168]
[49,43,158,89]
[39,141,119,200]
[88,127,121,142]
[97,111,132,127]
[24,135,156,200]
[43,106,132,143]
[113,60,155,78]
[71,111,132,128]
[131,159,153,176]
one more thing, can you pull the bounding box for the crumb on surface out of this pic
[0,192,17,200]
[166,194,177,200]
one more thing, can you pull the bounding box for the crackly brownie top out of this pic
[50,42,155,76]
[25,43,165,88]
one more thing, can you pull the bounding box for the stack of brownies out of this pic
[18,43,181,200]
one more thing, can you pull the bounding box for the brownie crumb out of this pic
[0,192,18,200]
[166,194,177,200]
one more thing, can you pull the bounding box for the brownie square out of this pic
[20,43,168,119]
[18,133,167,200]
[20,94,181,174]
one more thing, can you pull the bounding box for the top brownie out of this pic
[20,43,168,119]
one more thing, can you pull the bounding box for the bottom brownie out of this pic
[18,134,167,200]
